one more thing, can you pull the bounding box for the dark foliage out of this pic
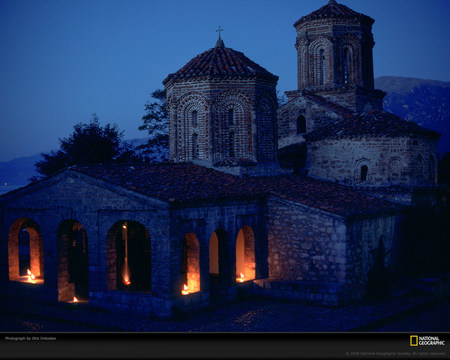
[31,114,139,180]
[137,89,169,162]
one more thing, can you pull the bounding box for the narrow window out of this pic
[319,49,325,85]
[296,115,306,134]
[361,165,368,181]
[192,110,198,127]
[192,134,198,159]
[228,109,234,126]
[229,132,235,157]
[343,48,349,84]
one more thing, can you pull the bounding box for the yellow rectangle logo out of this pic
[410,335,418,346]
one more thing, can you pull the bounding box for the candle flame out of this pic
[237,273,245,283]
[182,284,189,295]
[73,297,78,302]
[27,269,36,283]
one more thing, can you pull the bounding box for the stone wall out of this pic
[267,196,347,284]
[307,135,438,187]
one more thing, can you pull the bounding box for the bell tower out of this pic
[293,0,384,112]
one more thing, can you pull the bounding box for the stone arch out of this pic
[309,37,333,86]
[389,157,403,182]
[235,226,255,282]
[8,218,44,282]
[256,94,276,161]
[175,92,208,161]
[106,220,151,292]
[57,220,88,302]
[180,232,200,294]
[213,89,252,162]
[355,158,370,183]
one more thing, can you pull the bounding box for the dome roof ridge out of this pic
[163,42,278,84]
[294,0,374,27]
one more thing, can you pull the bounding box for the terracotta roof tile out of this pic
[71,163,402,218]
[304,111,441,141]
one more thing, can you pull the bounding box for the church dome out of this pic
[163,39,278,84]
[294,0,374,28]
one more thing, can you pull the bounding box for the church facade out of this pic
[0,1,439,318]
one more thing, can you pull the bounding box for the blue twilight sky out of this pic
[0,0,449,162]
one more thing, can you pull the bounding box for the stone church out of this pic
[0,0,439,317]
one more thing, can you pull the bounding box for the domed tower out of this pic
[163,36,280,176]
[278,0,386,150]
[295,0,376,92]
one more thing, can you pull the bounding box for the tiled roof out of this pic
[163,40,278,84]
[70,163,402,218]
[294,0,374,27]
[302,92,353,117]
[304,111,441,141]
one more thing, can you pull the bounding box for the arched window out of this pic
[228,108,234,126]
[192,110,198,126]
[319,49,325,85]
[192,133,198,159]
[296,115,306,134]
[361,165,368,181]
[229,132,235,157]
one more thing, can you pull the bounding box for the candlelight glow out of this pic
[27,269,36,283]
[182,284,189,295]
[73,297,78,302]
[237,273,245,283]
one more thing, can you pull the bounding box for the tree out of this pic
[137,89,169,162]
[32,114,137,179]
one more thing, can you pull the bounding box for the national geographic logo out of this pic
[410,335,446,346]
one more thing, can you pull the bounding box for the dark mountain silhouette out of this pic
[375,76,450,155]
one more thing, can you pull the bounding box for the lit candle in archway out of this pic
[182,284,189,295]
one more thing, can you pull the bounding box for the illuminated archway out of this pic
[106,221,151,292]
[8,218,44,283]
[235,226,255,282]
[181,233,200,294]
[57,220,88,302]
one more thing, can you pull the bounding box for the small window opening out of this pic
[343,48,349,84]
[319,49,325,85]
[296,115,306,134]
[361,165,368,181]
[228,109,234,126]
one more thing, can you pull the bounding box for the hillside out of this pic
[375,76,450,155]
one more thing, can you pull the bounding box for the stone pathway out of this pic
[0,281,444,332]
